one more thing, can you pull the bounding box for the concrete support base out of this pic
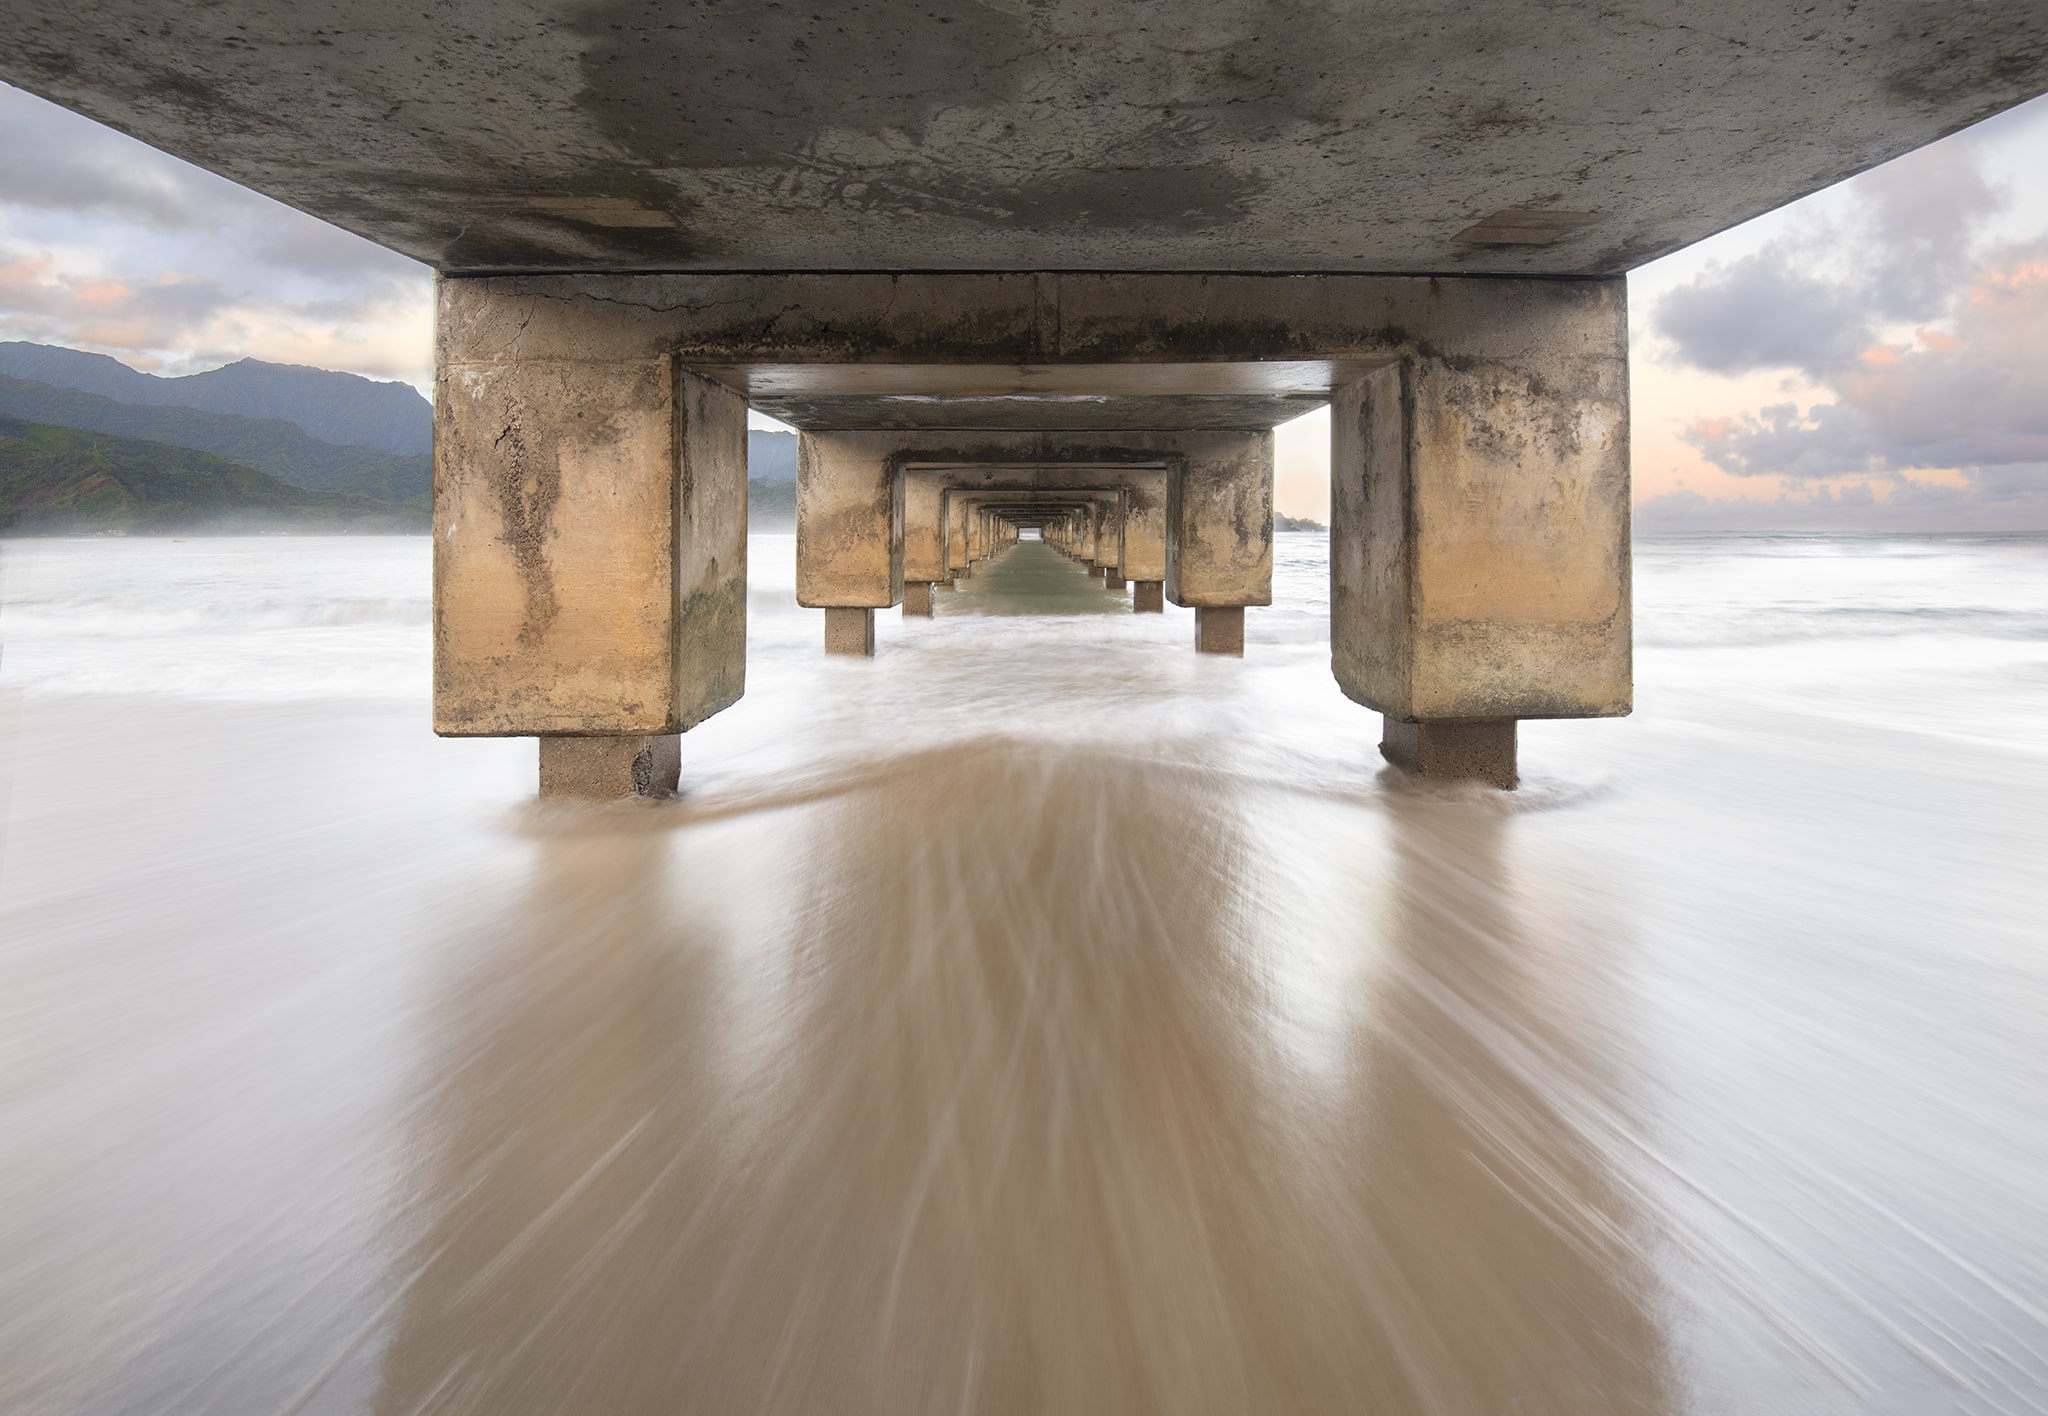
[937,578,955,591]
[1106,572,1127,590]
[538,734,681,800]
[1133,581,1164,613]
[1379,718,1519,790]
[1194,606,1244,656]
[824,607,876,656]
[1090,565,1106,580]
[903,581,933,617]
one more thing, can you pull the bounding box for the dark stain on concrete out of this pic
[484,401,560,646]
[567,0,1037,169]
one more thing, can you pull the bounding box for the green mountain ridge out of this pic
[0,342,432,455]
[0,417,426,533]
[0,374,430,504]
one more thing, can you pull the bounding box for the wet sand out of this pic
[2,535,2046,1413]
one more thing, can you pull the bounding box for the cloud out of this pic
[0,248,430,383]
[1681,240,2048,481]
[1653,140,2010,381]
[1653,252,1872,380]
[1637,469,2048,533]
[0,82,432,388]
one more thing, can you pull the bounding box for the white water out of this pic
[1,532,2045,1413]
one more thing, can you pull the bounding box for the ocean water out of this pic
[1,531,2045,1413]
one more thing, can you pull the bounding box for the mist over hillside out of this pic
[0,343,430,455]
[749,430,796,480]
[0,415,425,533]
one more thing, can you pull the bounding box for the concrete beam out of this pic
[433,290,747,739]
[20,7,2042,278]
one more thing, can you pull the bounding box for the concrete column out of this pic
[798,432,903,635]
[1379,718,1517,790]
[1166,431,1274,615]
[946,491,972,580]
[1106,571,1127,590]
[1194,606,1245,656]
[432,281,747,794]
[824,606,876,656]
[901,471,951,587]
[1133,580,1164,613]
[903,580,933,617]
[538,734,681,799]
[1330,286,1629,788]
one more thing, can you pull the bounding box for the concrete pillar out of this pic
[824,606,876,656]
[1106,571,1127,590]
[798,432,903,639]
[1090,565,1105,580]
[1330,287,1629,789]
[903,580,933,617]
[1133,581,1164,613]
[1166,431,1274,615]
[1379,718,1518,790]
[538,734,681,799]
[1194,606,1245,656]
[432,282,748,761]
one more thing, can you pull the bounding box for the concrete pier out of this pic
[1379,719,1518,791]
[824,607,876,657]
[1134,582,1165,613]
[1107,572,1127,590]
[903,581,934,617]
[1194,607,1245,657]
[537,734,681,800]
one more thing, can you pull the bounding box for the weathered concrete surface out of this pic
[434,284,746,737]
[824,607,876,657]
[1107,572,1127,590]
[1194,607,1245,657]
[1380,719,1519,791]
[13,6,2045,276]
[797,433,904,609]
[1330,285,1631,722]
[1164,433,1274,610]
[903,581,933,617]
[1133,581,1165,613]
[537,733,681,799]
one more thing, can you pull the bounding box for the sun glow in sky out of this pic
[4,82,2046,530]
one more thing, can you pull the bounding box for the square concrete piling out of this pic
[1378,718,1518,790]
[538,734,681,799]
[1133,581,1164,613]
[825,607,876,656]
[1106,572,1127,590]
[1194,606,1244,656]
[903,581,934,616]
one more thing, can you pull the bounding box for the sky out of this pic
[3,80,2045,531]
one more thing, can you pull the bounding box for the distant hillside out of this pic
[0,374,428,504]
[749,430,796,480]
[0,342,431,455]
[749,478,795,527]
[0,417,425,533]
